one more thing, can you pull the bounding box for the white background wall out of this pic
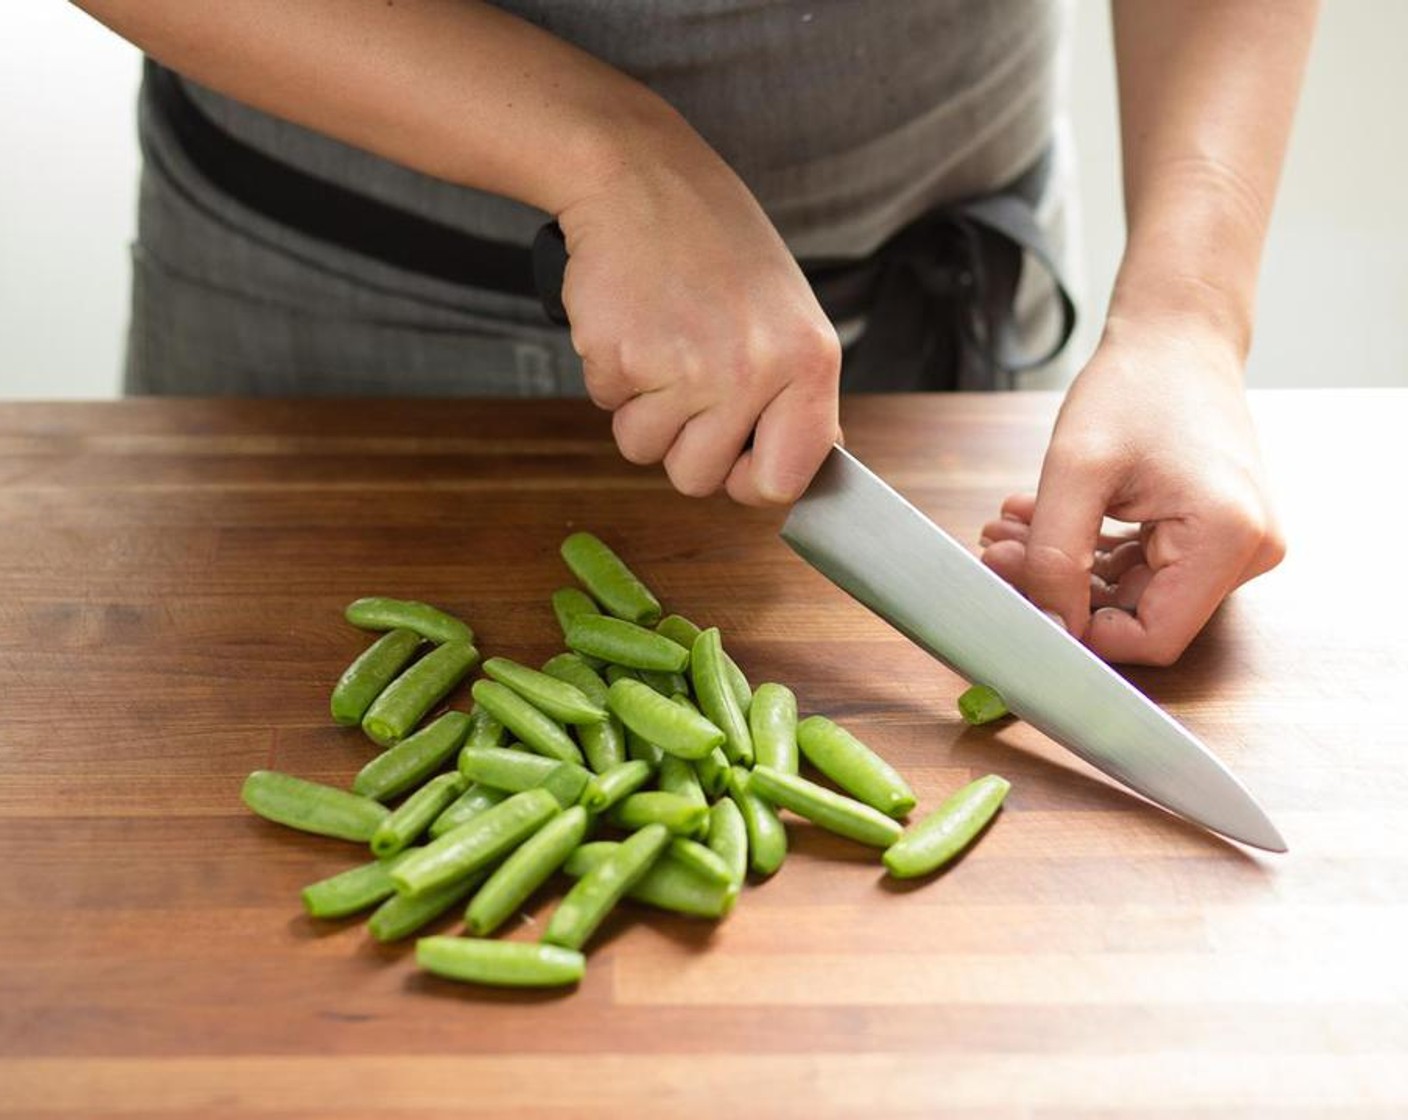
[2,1,1404,398]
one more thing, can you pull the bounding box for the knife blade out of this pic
[781,445,1287,852]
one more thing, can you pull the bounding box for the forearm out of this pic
[1109,0,1318,360]
[70,0,681,215]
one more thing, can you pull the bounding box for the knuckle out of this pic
[1024,542,1092,584]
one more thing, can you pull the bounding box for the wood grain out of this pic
[0,392,1404,1118]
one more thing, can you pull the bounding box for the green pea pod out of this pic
[429,782,508,839]
[354,711,472,802]
[564,840,736,919]
[392,788,560,897]
[301,852,412,919]
[639,669,690,698]
[692,746,732,799]
[543,822,671,950]
[541,653,627,772]
[654,614,703,649]
[958,684,1010,726]
[559,531,662,626]
[658,754,707,810]
[465,805,592,936]
[345,597,475,645]
[242,770,390,843]
[362,640,480,747]
[748,766,904,849]
[727,767,787,877]
[417,936,585,988]
[607,678,724,761]
[483,656,607,725]
[690,628,754,765]
[884,774,1011,878]
[658,616,749,712]
[706,797,748,890]
[368,867,489,942]
[470,679,583,765]
[611,791,709,837]
[463,704,508,753]
[795,714,916,818]
[580,759,654,813]
[457,747,590,808]
[370,772,467,858]
[603,664,640,686]
[749,683,799,775]
[625,728,666,768]
[668,837,733,887]
[566,615,689,672]
[330,628,424,726]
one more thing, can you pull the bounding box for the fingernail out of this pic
[1041,609,1067,632]
[979,537,992,548]
[1001,512,1024,524]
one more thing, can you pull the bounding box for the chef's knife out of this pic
[782,445,1287,852]
[530,223,1285,852]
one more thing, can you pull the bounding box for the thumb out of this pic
[1019,456,1116,639]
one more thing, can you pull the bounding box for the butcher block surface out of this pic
[0,391,1404,1118]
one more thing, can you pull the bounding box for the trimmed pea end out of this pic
[330,705,361,727]
[362,719,399,748]
[958,684,1011,726]
[370,835,402,860]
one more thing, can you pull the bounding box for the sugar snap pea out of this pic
[457,747,590,808]
[748,766,904,849]
[883,774,1011,878]
[483,656,607,725]
[749,683,799,775]
[368,867,489,942]
[543,822,670,949]
[301,852,412,919]
[392,788,560,897]
[462,704,508,753]
[692,746,732,799]
[330,628,423,726]
[465,805,591,936]
[668,837,733,887]
[429,782,507,838]
[242,770,389,842]
[541,653,627,772]
[603,664,640,686]
[417,936,585,988]
[727,766,788,877]
[362,639,479,747]
[795,714,916,818]
[550,586,602,652]
[639,668,690,698]
[690,628,753,765]
[567,615,689,672]
[607,678,724,760]
[658,753,708,810]
[370,772,467,858]
[354,710,472,802]
[625,728,665,767]
[559,531,662,626]
[564,841,736,919]
[345,596,475,646]
[657,614,750,712]
[470,679,583,765]
[580,759,654,813]
[958,684,1010,726]
[706,797,748,890]
[611,791,709,837]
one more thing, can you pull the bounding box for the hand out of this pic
[556,112,841,506]
[979,316,1286,666]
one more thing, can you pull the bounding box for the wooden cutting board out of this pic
[0,392,1404,1118]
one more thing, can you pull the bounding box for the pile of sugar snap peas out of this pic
[241,531,1012,990]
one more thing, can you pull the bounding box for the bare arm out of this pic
[72,0,841,504]
[983,0,1318,665]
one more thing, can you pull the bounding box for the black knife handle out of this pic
[532,221,570,326]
